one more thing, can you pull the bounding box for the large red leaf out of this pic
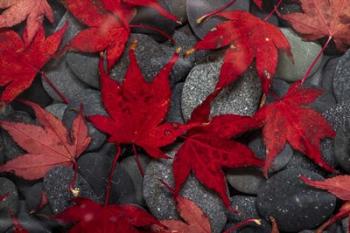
[0,24,67,103]
[173,114,263,207]
[154,195,211,233]
[254,82,335,176]
[0,101,91,180]
[56,198,160,233]
[282,0,350,51]
[0,0,54,45]
[188,10,291,93]
[63,0,177,68]
[89,44,194,159]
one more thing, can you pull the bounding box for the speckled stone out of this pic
[333,50,350,103]
[45,103,67,120]
[0,178,19,232]
[44,166,98,214]
[226,168,265,195]
[227,196,258,222]
[163,0,187,23]
[334,122,350,172]
[143,156,227,233]
[256,168,336,232]
[181,61,261,120]
[276,28,323,82]
[167,82,185,123]
[323,101,350,132]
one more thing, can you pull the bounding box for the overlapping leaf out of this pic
[0,101,91,180]
[0,24,67,103]
[255,82,335,176]
[89,44,194,159]
[188,10,291,93]
[56,198,160,233]
[0,0,54,45]
[63,0,177,68]
[282,0,350,51]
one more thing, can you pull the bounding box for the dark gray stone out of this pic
[250,3,279,25]
[0,178,19,232]
[45,103,67,120]
[256,168,336,232]
[22,182,44,212]
[321,57,339,92]
[143,155,227,233]
[111,33,193,87]
[46,0,66,34]
[227,196,258,223]
[66,52,100,88]
[286,151,325,175]
[333,50,350,103]
[78,152,137,204]
[323,101,350,132]
[334,122,350,172]
[163,0,187,23]
[187,0,250,39]
[167,82,185,123]
[182,61,262,120]
[226,168,265,195]
[119,155,150,205]
[249,136,293,173]
[43,166,98,214]
[63,89,106,151]
[310,91,337,113]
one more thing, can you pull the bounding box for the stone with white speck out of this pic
[256,168,336,232]
[0,178,19,232]
[323,101,350,132]
[276,28,323,82]
[181,61,261,121]
[45,103,67,120]
[333,50,350,103]
[143,152,227,233]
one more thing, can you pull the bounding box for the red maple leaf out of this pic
[173,113,263,207]
[0,24,67,103]
[0,101,91,180]
[153,195,211,233]
[63,0,177,69]
[254,82,335,176]
[0,0,54,46]
[301,176,350,233]
[89,43,194,159]
[56,197,161,233]
[187,10,291,93]
[282,0,350,51]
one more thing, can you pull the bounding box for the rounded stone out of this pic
[181,61,262,121]
[0,177,19,232]
[45,103,67,120]
[226,168,265,195]
[256,168,336,232]
[333,50,350,103]
[143,157,227,233]
[334,125,350,172]
[323,101,350,132]
[167,82,185,123]
[227,196,258,223]
[276,28,323,82]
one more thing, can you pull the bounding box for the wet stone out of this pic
[143,157,227,233]
[63,89,107,151]
[187,0,250,39]
[167,82,185,123]
[256,168,336,232]
[226,168,265,195]
[0,177,19,232]
[78,152,137,204]
[43,166,98,214]
[276,28,323,82]
[181,61,262,121]
[45,103,67,120]
[162,0,187,23]
[333,49,350,103]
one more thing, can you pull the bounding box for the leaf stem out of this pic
[196,0,237,24]
[40,72,69,104]
[129,24,175,44]
[300,36,332,85]
[264,0,282,21]
[104,145,122,206]
[132,144,144,177]
[224,218,262,233]
[69,160,79,197]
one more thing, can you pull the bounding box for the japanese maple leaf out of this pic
[173,113,263,207]
[254,82,335,176]
[0,101,91,180]
[153,195,211,233]
[187,10,291,93]
[89,44,193,159]
[56,197,161,233]
[0,0,54,46]
[63,0,177,69]
[0,24,67,103]
[301,176,350,232]
[282,0,350,51]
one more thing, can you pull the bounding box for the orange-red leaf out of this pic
[282,0,350,51]
[0,0,54,45]
[255,82,335,176]
[0,101,91,180]
[0,24,67,103]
